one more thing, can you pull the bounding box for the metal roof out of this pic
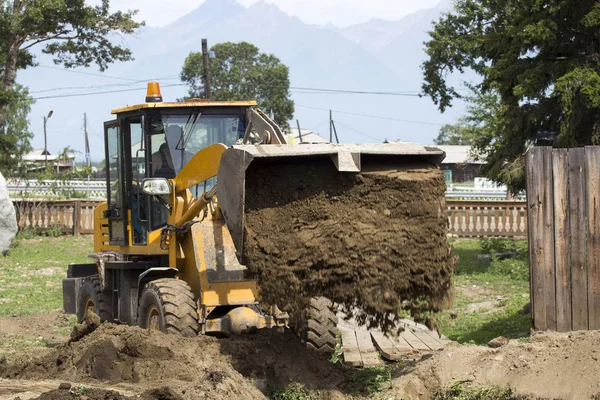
[111,100,257,114]
[435,145,484,165]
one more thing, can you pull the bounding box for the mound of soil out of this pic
[386,330,600,399]
[0,324,263,400]
[30,385,183,400]
[243,159,455,331]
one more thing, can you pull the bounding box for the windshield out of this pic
[151,112,242,175]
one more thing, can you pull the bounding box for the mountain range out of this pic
[18,0,465,162]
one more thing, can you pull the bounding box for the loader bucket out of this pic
[217,142,445,263]
[216,142,454,333]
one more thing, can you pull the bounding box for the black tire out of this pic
[138,278,199,337]
[291,297,339,353]
[76,275,113,323]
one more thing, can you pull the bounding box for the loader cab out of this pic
[103,82,255,246]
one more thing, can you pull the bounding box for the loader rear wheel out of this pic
[291,297,338,354]
[138,278,199,337]
[76,276,112,323]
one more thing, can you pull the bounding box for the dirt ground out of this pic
[2,311,600,400]
[244,159,455,332]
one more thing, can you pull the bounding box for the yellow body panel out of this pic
[94,202,167,255]
[173,143,228,193]
[111,100,257,114]
[177,207,258,308]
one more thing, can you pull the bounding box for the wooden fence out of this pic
[12,199,527,238]
[526,146,600,332]
[13,200,98,235]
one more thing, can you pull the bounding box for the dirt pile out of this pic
[243,159,455,331]
[31,385,183,400]
[0,324,264,400]
[386,330,600,400]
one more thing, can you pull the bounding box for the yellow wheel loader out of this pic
[62,82,445,353]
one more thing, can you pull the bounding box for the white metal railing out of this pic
[7,179,107,199]
[7,179,524,201]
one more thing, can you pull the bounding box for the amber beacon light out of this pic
[146,82,163,102]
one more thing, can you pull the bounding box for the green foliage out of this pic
[439,239,531,345]
[347,364,401,395]
[489,257,529,281]
[268,383,314,400]
[69,384,89,396]
[181,41,294,128]
[423,0,600,192]
[0,83,33,176]
[435,123,474,145]
[434,382,526,400]
[0,0,143,129]
[479,238,527,256]
[329,333,343,364]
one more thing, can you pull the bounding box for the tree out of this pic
[0,83,33,176]
[435,123,472,145]
[422,0,600,191]
[181,41,294,128]
[0,0,143,131]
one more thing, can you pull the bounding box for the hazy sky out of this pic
[104,0,443,28]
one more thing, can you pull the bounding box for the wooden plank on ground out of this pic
[341,330,362,367]
[355,330,381,367]
[569,148,588,330]
[411,329,444,350]
[389,333,414,352]
[370,332,404,361]
[553,149,571,332]
[586,146,600,330]
[400,329,430,350]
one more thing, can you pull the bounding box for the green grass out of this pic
[438,238,531,345]
[0,334,51,352]
[434,381,529,400]
[269,383,315,400]
[0,236,93,316]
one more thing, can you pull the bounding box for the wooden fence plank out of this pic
[527,147,553,330]
[553,149,570,332]
[586,147,600,330]
[569,148,588,330]
[541,147,557,330]
[73,201,81,235]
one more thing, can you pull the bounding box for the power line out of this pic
[39,65,141,81]
[32,83,186,100]
[295,104,445,127]
[30,75,181,94]
[290,86,422,96]
[335,121,385,142]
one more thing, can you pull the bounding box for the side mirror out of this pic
[142,178,171,195]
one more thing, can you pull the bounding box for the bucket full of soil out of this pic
[219,145,456,333]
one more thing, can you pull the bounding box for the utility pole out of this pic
[202,38,212,100]
[329,110,332,143]
[43,110,53,168]
[331,119,340,144]
[84,113,90,168]
[296,119,303,143]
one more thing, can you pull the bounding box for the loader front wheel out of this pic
[76,276,112,323]
[291,297,338,354]
[138,278,199,337]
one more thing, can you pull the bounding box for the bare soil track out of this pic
[2,313,600,399]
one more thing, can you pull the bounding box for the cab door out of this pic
[104,120,127,245]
